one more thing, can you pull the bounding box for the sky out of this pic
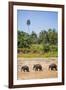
[17,10,58,35]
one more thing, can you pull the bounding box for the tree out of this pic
[30,31,38,44]
[39,30,49,44]
[17,30,31,48]
[43,44,50,53]
[27,19,31,33]
[48,28,58,45]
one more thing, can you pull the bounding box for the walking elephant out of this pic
[49,63,57,71]
[33,64,43,71]
[21,65,29,72]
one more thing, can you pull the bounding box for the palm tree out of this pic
[27,19,31,33]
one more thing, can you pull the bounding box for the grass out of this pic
[17,44,58,58]
[17,51,58,58]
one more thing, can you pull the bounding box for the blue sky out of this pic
[17,10,58,34]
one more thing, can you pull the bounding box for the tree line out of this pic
[18,28,58,53]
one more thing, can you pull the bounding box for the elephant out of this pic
[33,64,43,71]
[21,65,29,72]
[49,63,57,71]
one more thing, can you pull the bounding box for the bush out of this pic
[17,48,31,54]
[30,44,43,53]
[42,44,50,53]
[50,45,58,52]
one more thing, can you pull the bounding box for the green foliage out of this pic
[30,44,43,53]
[48,29,58,45]
[42,44,50,53]
[17,28,58,57]
[39,30,49,44]
[18,28,58,48]
[17,51,58,58]
[49,45,58,52]
[18,31,32,48]
[30,31,38,44]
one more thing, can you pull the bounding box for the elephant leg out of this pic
[55,67,57,71]
[23,69,25,72]
[35,68,37,71]
[27,69,29,72]
[39,68,42,71]
[37,68,39,71]
[51,67,53,70]
[36,68,38,71]
[41,68,43,71]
